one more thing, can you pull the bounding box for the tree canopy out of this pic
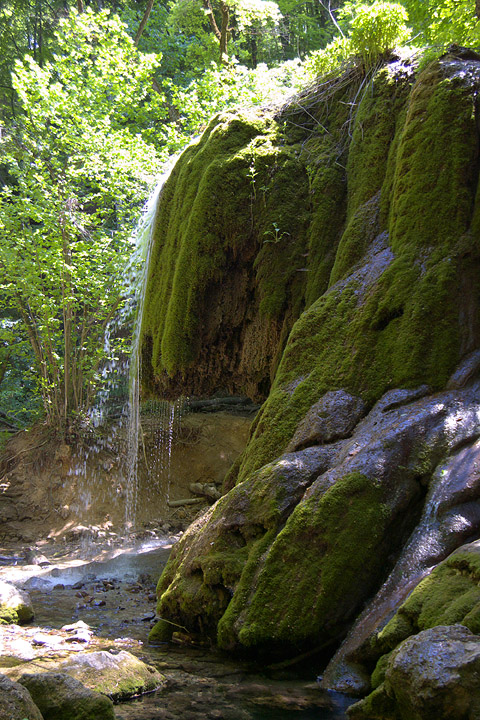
[0,0,478,434]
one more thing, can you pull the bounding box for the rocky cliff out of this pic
[143,48,480,707]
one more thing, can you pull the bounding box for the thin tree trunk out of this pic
[219,1,229,63]
[202,0,222,42]
[77,0,84,12]
[476,0,480,20]
[250,34,258,68]
[201,0,230,63]
[134,0,155,45]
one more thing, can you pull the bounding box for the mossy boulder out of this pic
[324,417,480,693]
[0,581,34,625]
[150,444,338,642]
[348,625,480,720]
[19,672,115,720]
[58,650,165,701]
[0,673,43,720]
[153,379,480,659]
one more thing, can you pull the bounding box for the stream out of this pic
[0,536,354,719]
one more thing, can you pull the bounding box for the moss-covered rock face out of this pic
[141,107,312,401]
[236,57,480,481]
[351,540,480,703]
[146,52,480,674]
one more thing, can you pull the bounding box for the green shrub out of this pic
[304,1,410,78]
[348,2,410,69]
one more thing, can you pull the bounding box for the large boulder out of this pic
[19,672,115,720]
[0,673,43,720]
[58,650,165,701]
[348,625,480,720]
[0,581,34,625]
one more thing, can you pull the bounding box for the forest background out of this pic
[0,0,478,436]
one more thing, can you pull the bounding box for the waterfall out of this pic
[123,158,180,531]
[85,156,181,534]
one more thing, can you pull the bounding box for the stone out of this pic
[0,673,43,720]
[447,349,480,389]
[0,580,34,624]
[286,390,366,452]
[57,649,166,700]
[0,632,36,665]
[348,625,480,720]
[19,671,115,720]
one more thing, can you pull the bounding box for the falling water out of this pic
[122,158,181,530]
[82,156,184,533]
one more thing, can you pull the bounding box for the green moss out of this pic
[302,135,347,307]
[0,605,20,624]
[148,618,174,643]
[389,62,477,253]
[253,146,310,318]
[371,651,393,689]
[236,61,476,481]
[154,456,318,642]
[377,550,480,657]
[347,683,399,719]
[346,65,413,221]
[142,109,277,380]
[360,546,480,709]
[329,193,380,286]
[217,530,276,649]
[219,473,391,655]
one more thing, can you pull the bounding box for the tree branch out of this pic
[135,0,155,45]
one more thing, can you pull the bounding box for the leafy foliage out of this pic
[402,0,480,47]
[0,9,162,428]
[304,0,410,76]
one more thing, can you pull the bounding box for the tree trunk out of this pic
[201,0,230,63]
[250,35,258,68]
[61,227,73,426]
[476,0,480,20]
[134,0,155,45]
[219,1,230,63]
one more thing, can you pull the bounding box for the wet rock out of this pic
[286,390,366,452]
[0,580,34,624]
[324,424,480,693]
[23,547,52,566]
[0,627,36,665]
[19,671,116,720]
[32,632,64,647]
[348,626,480,719]
[61,621,92,633]
[156,379,480,661]
[0,673,43,720]
[58,649,166,701]
[150,443,340,644]
[447,349,480,389]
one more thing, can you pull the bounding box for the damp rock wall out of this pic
[144,49,480,696]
